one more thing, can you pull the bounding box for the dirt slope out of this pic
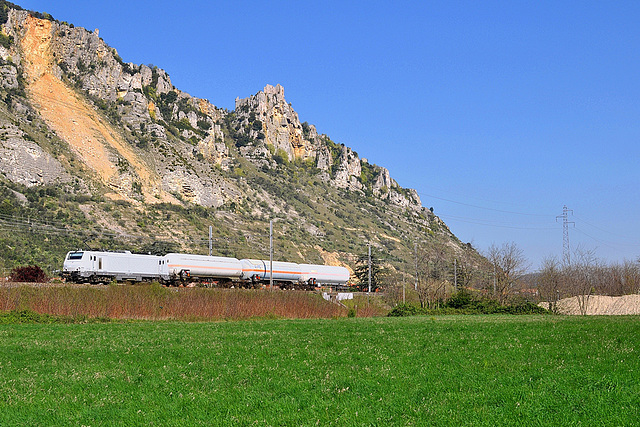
[20,15,166,203]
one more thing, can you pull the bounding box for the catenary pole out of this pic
[414,241,418,291]
[270,220,273,291]
[454,258,457,291]
[209,226,212,256]
[368,243,372,293]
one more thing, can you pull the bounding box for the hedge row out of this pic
[388,290,549,317]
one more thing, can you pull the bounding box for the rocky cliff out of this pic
[0,2,481,277]
[0,6,423,210]
[233,84,422,208]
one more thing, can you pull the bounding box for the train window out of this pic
[68,252,84,260]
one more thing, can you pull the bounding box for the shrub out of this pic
[9,265,47,283]
[388,303,427,317]
[387,297,550,317]
[197,119,211,130]
[0,33,13,49]
[446,288,475,309]
[273,148,289,165]
[0,309,110,324]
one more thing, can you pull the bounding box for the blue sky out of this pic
[19,1,640,269]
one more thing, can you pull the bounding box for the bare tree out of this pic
[608,260,640,295]
[383,269,406,307]
[415,245,450,309]
[567,248,598,315]
[538,255,562,313]
[602,263,624,296]
[547,250,640,315]
[453,246,478,291]
[622,260,640,294]
[486,242,530,304]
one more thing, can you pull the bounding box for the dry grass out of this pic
[0,283,364,320]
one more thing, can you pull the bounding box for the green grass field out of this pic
[1,315,639,426]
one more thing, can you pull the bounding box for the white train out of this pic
[62,250,350,288]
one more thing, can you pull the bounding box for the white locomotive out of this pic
[62,250,350,288]
[63,251,166,282]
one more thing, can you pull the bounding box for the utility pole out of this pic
[403,281,406,304]
[493,263,497,295]
[454,258,457,291]
[208,226,212,256]
[269,220,273,291]
[368,243,372,293]
[556,205,574,266]
[414,241,418,291]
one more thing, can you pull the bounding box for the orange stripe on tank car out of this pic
[302,272,347,277]
[242,268,302,275]
[168,264,241,271]
[243,267,347,277]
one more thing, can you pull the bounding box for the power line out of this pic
[573,215,639,243]
[437,213,557,230]
[415,191,554,217]
[400,178,546,210]
[573,227,640,250]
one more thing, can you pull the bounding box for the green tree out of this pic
[353,248,385,292]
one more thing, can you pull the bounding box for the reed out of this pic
[0,284,369,320]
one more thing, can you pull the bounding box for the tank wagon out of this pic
[300,264,350,286]
[63,250,350,289]
[164,253,243,284]
[240,259,302,287]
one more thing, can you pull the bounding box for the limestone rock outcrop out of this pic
[333,145,362,191]
[230,84,422,209]
[372,166,422,208]
[234,84,317,162]
[0,122,69,186]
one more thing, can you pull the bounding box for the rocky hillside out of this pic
[0,2,483,281]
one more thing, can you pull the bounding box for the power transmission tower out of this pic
[556,205,574,265]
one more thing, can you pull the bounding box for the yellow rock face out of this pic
[20,15,172,204]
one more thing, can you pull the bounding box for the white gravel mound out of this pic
[540,294,640,315]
